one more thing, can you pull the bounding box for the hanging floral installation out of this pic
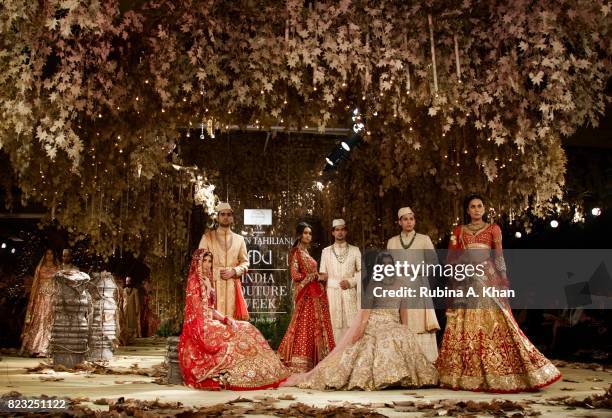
[0,0,610,260]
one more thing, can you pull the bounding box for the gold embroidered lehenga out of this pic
[21,258,59,356]
[436,224,562,393]
[283,277,438,391]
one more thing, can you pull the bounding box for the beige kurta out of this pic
[198,229,249,318]
[320,243,361,342]
[387,231,440,362]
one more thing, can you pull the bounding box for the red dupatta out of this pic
[178,249,234,386]
[291,247,325,301]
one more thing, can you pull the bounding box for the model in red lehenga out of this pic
[178,249,289,390]
[277,222,335,373]
[436,194,562,393]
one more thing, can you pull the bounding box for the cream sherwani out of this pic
[199,228,249,318]
[387,231,440,362]
[320,243,361,342]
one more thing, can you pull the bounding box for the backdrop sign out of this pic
[241,234,292,316]
[243,209,273,226]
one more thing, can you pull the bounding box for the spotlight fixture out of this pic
[591,207,602,216]
[323,108,366,170]
[352,122,365,133]
[1,243,5,249]
[550,220,559,228]
[341,135,361,152]
[514,231,522,238]
[11,248,15,254]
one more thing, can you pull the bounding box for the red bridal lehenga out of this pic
[436,223,562,393]
[20,258,58,356]
[277,247,335,373]
[178,249,289,390]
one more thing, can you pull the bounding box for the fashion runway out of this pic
[0,338,609,417]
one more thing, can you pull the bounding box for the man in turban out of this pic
[386,207,440,362]
[198,202,250,319]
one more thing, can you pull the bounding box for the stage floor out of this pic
[1,338,610,417]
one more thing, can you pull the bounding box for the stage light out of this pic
[514,232,522,238]
[1,243,5,248]
[325,157,334,166]
[11,248,15,254]
[591,207,602,216]
[550,220,559,228]
[341,141,350,151]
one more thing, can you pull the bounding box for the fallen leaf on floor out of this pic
[393,400,416,407]
[69,396,90,405]
[39,376,64,382]
[276,394,295,400]
[253,395,276,402]
[563,378,580,383]
[1,391,22,397]
[561,387,575,391]
[25,362,53,373]
[552,360,608,372]
[228,397,252,404]
[548,396,571,401]
[544,384,612,409]
[393,406,419,413]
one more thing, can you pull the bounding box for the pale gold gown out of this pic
[295,294,438,390]
[21,263,58,356]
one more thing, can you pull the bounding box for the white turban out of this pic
[215,202,233,213]
[397,207,414,219]
[332,219,346,228]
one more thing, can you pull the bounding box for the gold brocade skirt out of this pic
[21,279,55,356]
[436,307,562,393]
[213,322,290,390]
[298,310,438,391]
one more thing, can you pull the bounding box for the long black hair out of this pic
[292,221,312,248]
[463,193,488,224]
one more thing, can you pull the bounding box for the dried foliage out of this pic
[0,0,610,256]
